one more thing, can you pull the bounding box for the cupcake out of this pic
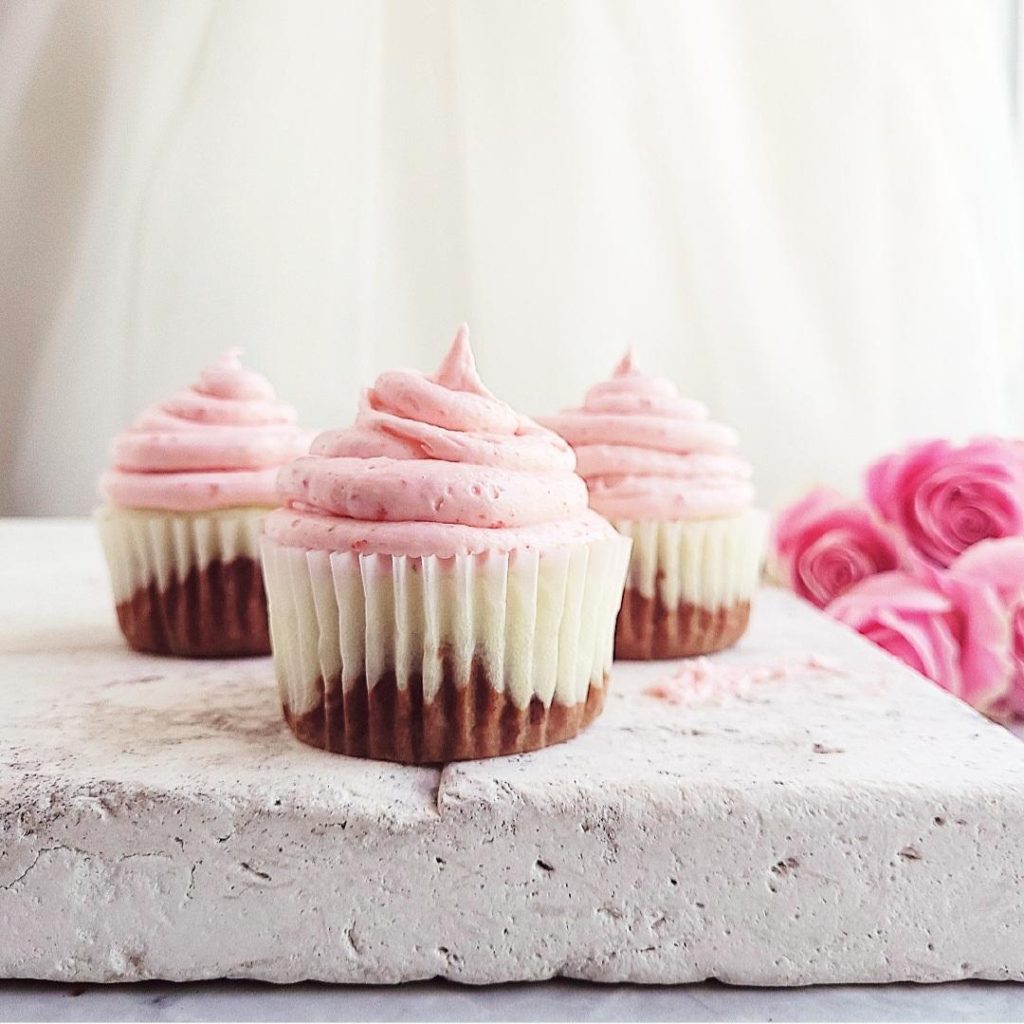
[261,326,631,764]
[97,350,307,657]
[540,351,766,659]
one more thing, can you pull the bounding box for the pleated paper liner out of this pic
[96,506,271,657]
[261,533,632,763]
[612,509,767,660]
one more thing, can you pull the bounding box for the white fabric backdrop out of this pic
[2,0,1022,516]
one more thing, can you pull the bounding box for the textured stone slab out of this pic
[1,519,1023,985]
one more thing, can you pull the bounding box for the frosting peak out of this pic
[266,326,611,558]
[612,347,638,378]
[433,323,488,395]
[195,348,276,402]
[101,352,307,511]
[539,350,755,522]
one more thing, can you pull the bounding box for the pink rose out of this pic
[827,572,964,694]
[947,538,1024,718]
[771,487,902,608]
[828,570,1013,715]
[866,438,1024,568]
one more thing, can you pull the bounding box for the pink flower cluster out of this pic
[771,438,1024,719]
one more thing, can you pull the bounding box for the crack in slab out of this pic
[0,846,55,891]
[2,844,176,892]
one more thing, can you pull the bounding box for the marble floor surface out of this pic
[3,979,1024,1022]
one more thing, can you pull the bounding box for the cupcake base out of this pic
[611,511,766,661]
[614,588,751,660]
[262,531,630,764]
[97,505,271,658]
[115,555,270,658]
[284,656,606,764]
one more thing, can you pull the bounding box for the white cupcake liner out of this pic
[260,533,632,722]
[612,508,767,611]
[96,506,267,602]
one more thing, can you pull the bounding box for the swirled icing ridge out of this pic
[539,350,755,521]
[101,350,307,511]
[265,326,613,557]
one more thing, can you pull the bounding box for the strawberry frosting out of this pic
[264,326,614,558]
[539,351,755,521]
[101,350,308,511]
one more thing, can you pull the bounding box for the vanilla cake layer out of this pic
[1,520,1023,985]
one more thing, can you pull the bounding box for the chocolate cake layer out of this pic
[283,658,606,764]
[615,590,750,660]
[115,556,270,658]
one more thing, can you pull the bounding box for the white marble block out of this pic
[1,520,1023,985]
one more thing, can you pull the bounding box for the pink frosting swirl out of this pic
[265,326,611,558]
[539,351,755,520]
[101,350,307,511]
